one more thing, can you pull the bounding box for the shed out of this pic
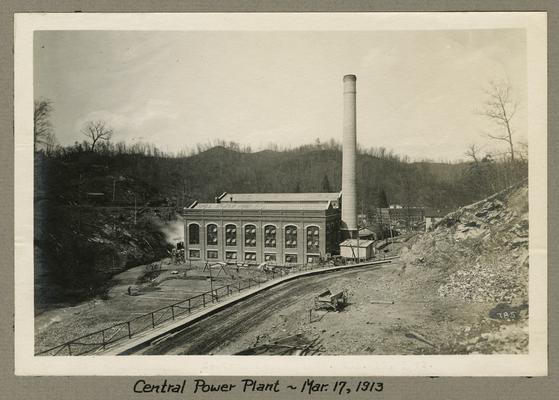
[339,239,375,260]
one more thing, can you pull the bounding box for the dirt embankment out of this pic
[398,182,529,353]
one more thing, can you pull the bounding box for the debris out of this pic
[370,300,394,304]
[235,334,322,355]
[405,331,437,349]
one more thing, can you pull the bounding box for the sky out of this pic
[34,29,527,161]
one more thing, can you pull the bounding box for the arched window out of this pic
[285,225,297,248]
[264,225,277,248]
[188,224,200,245]
[206,224,218,245]
[306,226,320,253]
[225,224,237,246]
[244,224,257,247]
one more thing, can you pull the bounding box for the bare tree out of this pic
[81,120,113,151]
[479,80,519,162]
[465,144,481,164]
[34,98,56,152]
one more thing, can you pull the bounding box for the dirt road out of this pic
[139,264,388,355]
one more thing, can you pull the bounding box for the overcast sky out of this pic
[34,29,526,161]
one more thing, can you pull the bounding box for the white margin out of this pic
[14,12,548,376]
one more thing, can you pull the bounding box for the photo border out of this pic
[3,1,557,398]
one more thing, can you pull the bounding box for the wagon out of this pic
[314,289,348,311]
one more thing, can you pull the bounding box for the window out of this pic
[264,253,276,262]
[225,251,237,260]
[188,224,200,245]
[306,226,320,253]
[244,252,257,262]
[307,255,320,264]
[207,250,218,259]
[285,225,297,248]
[244,224,256,247]
[225,224,237,246]
[189,249,200,259]
[285,254,298,263]
[264,225,277,248]
[207,224,218,246]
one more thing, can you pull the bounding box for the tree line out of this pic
[34,78,528,212]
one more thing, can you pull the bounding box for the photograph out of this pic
[14,12,547,376]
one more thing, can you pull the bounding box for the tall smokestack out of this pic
[341,74,357,238]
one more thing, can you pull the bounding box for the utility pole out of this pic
[208,262,214,301]
[358,199,365,262]
[112,177,116,202]
[388,209,394,245]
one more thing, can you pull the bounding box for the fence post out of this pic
[215,290,219,302]
[227,284,230,295]
[151,312,155,328]
[171,305,175,320]
[188,299,191,314]
[127,321,132,338]
[67,343,72,356]
[102,330,106,349]
[202,293,206,307]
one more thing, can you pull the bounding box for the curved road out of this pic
[137,265,385,355]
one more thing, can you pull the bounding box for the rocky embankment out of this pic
[400,181,529,353]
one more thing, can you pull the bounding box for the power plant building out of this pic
[184,74,359,265]
[184,192,342,264]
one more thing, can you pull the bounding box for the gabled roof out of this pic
[358,227,376,237]
[187,202,332,211]
[218,192,341,203]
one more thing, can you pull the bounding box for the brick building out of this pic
[184,192,342,265]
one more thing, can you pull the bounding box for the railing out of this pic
[36,256,395,356]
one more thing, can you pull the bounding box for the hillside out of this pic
[399,181,529,353]
[40,144,510,209]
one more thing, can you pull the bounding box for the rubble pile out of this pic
[401,182,528,303]
[437,260,527,303]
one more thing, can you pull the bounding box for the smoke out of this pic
[159,216,184,244]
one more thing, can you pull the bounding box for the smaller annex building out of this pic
[183,192,342,265]
[339,239,375,260]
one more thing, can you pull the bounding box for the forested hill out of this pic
[37,143,522,213]
[181,147,468,210]
[34,143,526,303]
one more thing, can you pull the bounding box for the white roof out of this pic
[219,192,340,203]
[340,239,375,248]
[188,202,332,211]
